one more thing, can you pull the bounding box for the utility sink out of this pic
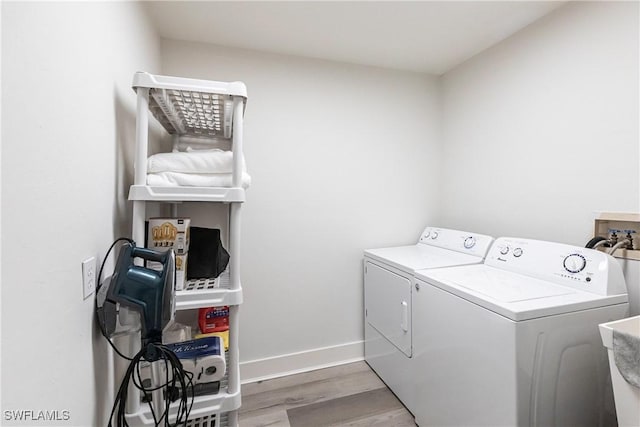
[599,316,640,427]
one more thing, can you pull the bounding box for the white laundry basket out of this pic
[599,316,640,427]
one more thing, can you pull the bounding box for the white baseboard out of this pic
[240,340,364,384]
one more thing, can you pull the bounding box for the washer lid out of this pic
[416,264,628,321]
[449,268,575,302]
[364,245,483,273]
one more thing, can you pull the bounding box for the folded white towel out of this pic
[148,149,245,174]
[147,171,251,189]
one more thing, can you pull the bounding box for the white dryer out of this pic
[413,237,629,427]
[364,227,493,413]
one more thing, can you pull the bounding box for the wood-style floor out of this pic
[239,361,416,427]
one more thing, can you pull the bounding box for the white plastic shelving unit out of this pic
[123,71,247,427]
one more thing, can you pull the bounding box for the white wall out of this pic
[439,2,640,313]
[160,40,441,379]
[1,2,160,425]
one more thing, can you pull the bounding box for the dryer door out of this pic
[365,261,412,357]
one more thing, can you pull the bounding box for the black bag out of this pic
[187,227,230,279]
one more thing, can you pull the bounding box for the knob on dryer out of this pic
[431,231,439,239]
[464,236,476,249]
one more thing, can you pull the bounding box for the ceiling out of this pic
[144,1,566,75]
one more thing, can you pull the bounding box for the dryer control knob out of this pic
[563,253,586,273]
[513,248,523,257]
[500,246,510,255]
[464,236,476,249]
[431,231,439,239]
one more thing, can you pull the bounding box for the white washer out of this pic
[364,227,493,413]
[413,237,629,427]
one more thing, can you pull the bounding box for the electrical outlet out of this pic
[82,257,96,300]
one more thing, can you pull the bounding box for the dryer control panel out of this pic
[485,238,628,296]
[418,227,494,258]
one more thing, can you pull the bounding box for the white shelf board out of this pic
[177,271,242,310]
[133,72,247,98]
[128,185,245,203]
[125,389,240,427]
[132,72,246,139]
[176,287,242,311]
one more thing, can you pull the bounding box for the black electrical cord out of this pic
[95,237,136,361]
[108,342,194,426]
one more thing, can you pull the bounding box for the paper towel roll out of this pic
[193,354,226,383]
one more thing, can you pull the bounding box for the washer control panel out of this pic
[485,237,627,296]
[418,227,494,258]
